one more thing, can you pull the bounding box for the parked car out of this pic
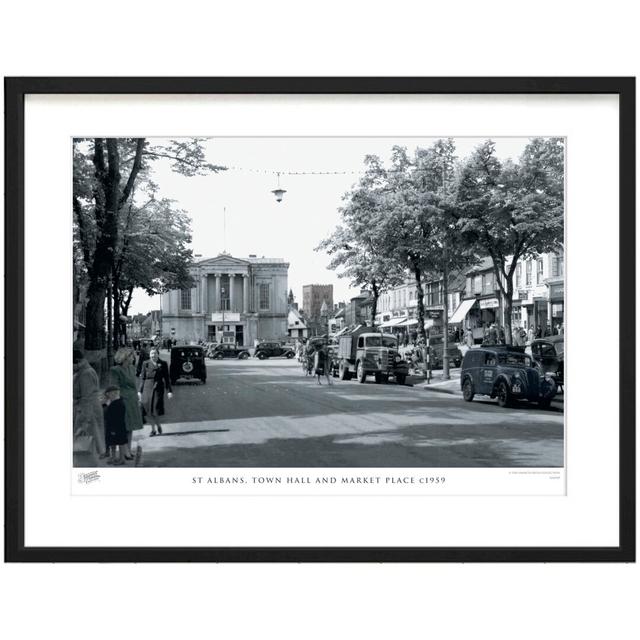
[169,345,207,385]
[530,336,564,387]
[254,342,296,360]
[460,345,557,408]
[210,343,251,360]
[427,333,463,369]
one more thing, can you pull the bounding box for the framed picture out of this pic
[5,77,635,562]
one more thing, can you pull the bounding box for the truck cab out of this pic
[337,327,409,385]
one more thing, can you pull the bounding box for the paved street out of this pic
[132,354,564,468]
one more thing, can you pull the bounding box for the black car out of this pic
[169,346,207,384]
[254,342,296,360]
[210,343,251,360]
[530,336,564,387]
[460,346,557,408]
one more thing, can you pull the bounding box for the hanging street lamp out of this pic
[271,172,287,203]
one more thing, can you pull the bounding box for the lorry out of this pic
[336,326,409,384]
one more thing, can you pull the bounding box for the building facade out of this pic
[455,251,565,339]
[376,274,465,336]
[161,253,290,346]
[287,307,308,340]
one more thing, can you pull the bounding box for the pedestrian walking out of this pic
[527,325,535,344]
[109,347,143,459]
[73,350,108,458]
[519,327,527,346]
[138,348,173,436]
[102,385,128,465]
[465,328,474,348]
[136,344,150,377]
[314,345,332,385]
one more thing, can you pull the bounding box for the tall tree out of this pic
[112,195,195,345]
[455,138,564,343]
[73,138,225,363]
[316,156,403,326]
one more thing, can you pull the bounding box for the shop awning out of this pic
[449,298,476,324]
[379,317,407,328]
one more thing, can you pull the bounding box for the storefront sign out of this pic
[211,312,240,322]
[518,290,529,300]
[479,298,499,309]
[549,283,564,300]
[428,311,442,319]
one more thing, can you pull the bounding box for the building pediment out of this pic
[196,254,251,270]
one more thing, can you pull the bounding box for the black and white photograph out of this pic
[8,76,632,562]
[72,135,565,472]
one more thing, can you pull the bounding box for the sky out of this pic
[127,136,531,315]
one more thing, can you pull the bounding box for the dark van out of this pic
[460,346,557,408]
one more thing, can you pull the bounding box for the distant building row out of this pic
[327,251,564,341]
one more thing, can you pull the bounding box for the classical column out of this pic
[200,273,207,314]
[242,274,249,314]
[215,274,221,312]
[229,274,236,312]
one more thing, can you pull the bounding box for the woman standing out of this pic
[314,345,332,386]
[138,348,173,436]
[110,347,144,458]
[73,349,107,459]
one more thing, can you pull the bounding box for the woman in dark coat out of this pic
[314,346,332,386]
[110,347,143,458]
[138,348,173,436]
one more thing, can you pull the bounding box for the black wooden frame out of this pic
[4,77,635,562]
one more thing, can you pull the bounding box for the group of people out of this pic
[72,345,173,466]
[472,321,564,348]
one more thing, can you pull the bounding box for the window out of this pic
[180,288,191,310]
[516,263,522,288]
[474,275,482,294]
[525,261,532,286]
[259,283,270,310]
[498,353,532,367]
[483,273,494,295]
[536,258,544,284]
[552,254,564,277]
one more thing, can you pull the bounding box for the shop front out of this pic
[548,281,564,332]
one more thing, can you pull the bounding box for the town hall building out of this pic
[161,253,290,346]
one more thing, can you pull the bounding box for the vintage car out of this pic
[530,336,564,387]
[209,343,251,360]
[460,346,557,408]
[169,345,207,385]
[254,342,296,360]
[427,333,463,369]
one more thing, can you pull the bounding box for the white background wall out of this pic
[1,3,638,640]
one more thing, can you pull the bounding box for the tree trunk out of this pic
[442,248,450,379]
[412,262,426,341]
[106,277,113,366]
[503,277,514,346]
[370,281,379,328]
[113,282,120,349]
[84,282,106,351]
